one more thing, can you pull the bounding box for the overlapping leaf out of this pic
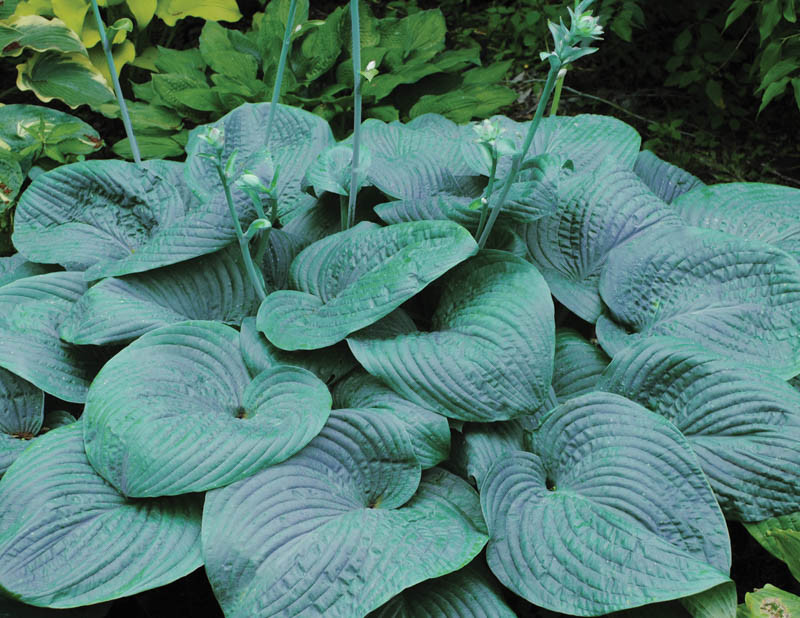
[83,321,332,497]
[597,225,800,377]
[672,182,800,262]
[633,150,704,204]
[0,367,43,476]
[349,250,554,421]
[59,244,264,345]
[525,164,682,322]
[482,392,731,615]
[257,220,477,350]
[745,511,800,579]
[551,328,610,402]
[202,409,488,617]
[0,272,94,402]
[0,423,202,608]
[597,337,800,521]
[334,371,450,468]
[369,558,515,617]
[0,254,49,287]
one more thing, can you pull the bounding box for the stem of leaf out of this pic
[265,0,298,141]
[217,165,267,301]
[340,194,348,231]
[89,0,140,164]
[549,67,568,116]
[346,0,362,230]
[475,153,498,240]
[477,57,561,249]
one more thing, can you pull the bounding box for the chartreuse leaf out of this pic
[0,423,202,608]
[525,164,682,322]
[597,226,800,377]
[634,150,704,204]
[154,0,241,26]
[185,103,333,223]
[16,52,115,109]
[369,558,515,617]
[257,221,477,350]
[349,251,554,422]
[12,160,187,278]
[83,321,332,497]
[202,409,488,617]
[0,272,94,403]
[598,337,800,521]
[334,371,450,469]
[745,512,800,580]
[0,15,83,56]
[672,183,800,262]
[680,582,737,618]
[739,585,800,617]
[240,317,356,385]
[59,244,263,345]
[482,392,731,616]
[552,328,609,402]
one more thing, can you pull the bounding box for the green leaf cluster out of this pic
[122,0,517,158]
[0,95,800,616]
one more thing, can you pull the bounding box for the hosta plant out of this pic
[2,1,800,616]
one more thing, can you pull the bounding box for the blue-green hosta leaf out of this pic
[12,160,187,278]
[525,164,682,322]
[0,150,22,205]
[348,251,554,421]
[672,183,800,262]
[0,423,202,608]
[375,154,566,230]
[240,317,356,385]
[1,407,75,478]
[59,244,263,346]
[633,150,704,204]
[597,337,800,521]
[739,585,800,617]
[83,321,332,497]
[461,114,641,179]
[186,103,333,223]
[202,409,488,617]
[369,558,515,618]
[450,419,527,490]
[334,371,450,469]
[552,328,609,402]
[482,392,731,616]
[257,220,477,350]
[745,512,800,580]
[0,254,50,287]
[304,143,372,197]
[0,272,94,402]
[597,225,800,377]
[0,367,43,476]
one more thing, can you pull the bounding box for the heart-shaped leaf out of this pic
[349,250,554,421]
[0,423,202,608]
[59,244,264,345]
[257,220,477,350]
[0,272,95,402]
[672,182,800,262]
[369,558,515,617]
[552,328,609,402]
[450,419,527,490]
[633,150,704,204]
[202,409,488,617]
[305,143,372,197]
[83,320,332,497]
[482,392,731,615]
[334,371,450,468]
[597,225,800,377]
[12,160,188,277]
[525,164,682,322]
[597,337,800,521]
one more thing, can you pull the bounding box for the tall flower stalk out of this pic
[476,0,603,248]
[265,0,299,139]
[89,0,140,164]
[346,0,363,230]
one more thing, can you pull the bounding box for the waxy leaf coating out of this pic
[349,250,554,421]
[84,321,332,497]
[598,337,800,521]
[257,220,478,350]
[202,409,488,617]
[0,423,202,608]
[0,271,94,402]
[482,392,731,616]
[598,225,800,377]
